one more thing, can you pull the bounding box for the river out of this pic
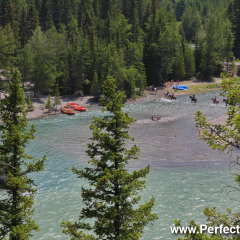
[17,91,240,239]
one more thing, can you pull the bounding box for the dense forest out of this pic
[0,0,239,97]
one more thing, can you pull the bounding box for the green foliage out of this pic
[195,14,233,80]
[206,83,221,89]
[237,65,240,76]
[45,94,53,112]
[172,47,186,80]
[0,70,46,240]
[227,0,240,58]
[53,84,61,109]
[183,41,195,79]
[26,4,39,40]
[144,5,180,85]
[17,43,35,88]
[22,26,58,98]
[26,93,35,111]
[61,76,157,239]
[178,74,240,239]
[181,5,201,42]
[0,0,236,96]
[0,24,18,69]
[91,70,99,95]
[40,0,53,32]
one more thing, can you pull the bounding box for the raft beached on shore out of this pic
[67,103,87,111]
[173,85,188,90]
[60,106,76,115]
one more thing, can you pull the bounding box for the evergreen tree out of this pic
[181,5,201,42]
[0,0,16,27]
[34,0,42,12]
[174,0,186,21]
[39,0,53,32]
[26,4,39,40]
[144,6,180,85]
[26,93,35,111]
[172,47,185,80]
[62,76,157,239]
[0,23,17,69]
[27,26,56,98]
[195,14,229,80]
[68,18,91,93]
[178,74,240,239]
[19,7,28,47]
[59,61,71,96]
[222,18,235,72]
[17,43,35,90]
[183,41,195,79]
[0,70,45,240]
[90,70,98,95]
[53,84,61,109]
[45,94,53,112]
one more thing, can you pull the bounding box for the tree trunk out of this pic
[159,48,164,85]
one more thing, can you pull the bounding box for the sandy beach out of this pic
[22,78,227,124]
[25,94,100,120]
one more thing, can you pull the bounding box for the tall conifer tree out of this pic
[0,70,46,240]
[19,7,28,47]
[62,76,157,239]
[26,4,39,40]
[39,0,53,32]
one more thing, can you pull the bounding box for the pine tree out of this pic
[184,42,195,79]
[172,47,185,80]
[0,70,46,240]
[45,94,53,112]
[53,84,61,109]
[27,26,56,98]
[26,4,39,40]
[62,76,157,239]
[0,23,17,69]
[39,0,53,32]
[19,7,28,47]
[90,70,98,95]
[0,0,16,27]
[26,93,35,111]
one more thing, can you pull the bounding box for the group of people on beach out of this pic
[151,115,161,121]
[164,79,179,88]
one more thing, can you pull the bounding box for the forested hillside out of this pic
[0,0,238,97]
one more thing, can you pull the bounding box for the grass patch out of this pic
[206,83,221,89]
[186,83,221,95]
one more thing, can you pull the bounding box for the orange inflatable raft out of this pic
[60,106,76,115]
[67,102,87,111]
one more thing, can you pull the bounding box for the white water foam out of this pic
[136,114,186,124]
[160,97,178,103]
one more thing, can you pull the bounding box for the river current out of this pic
[12,91,240,239]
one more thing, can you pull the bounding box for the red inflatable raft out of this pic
[67,103,87,111]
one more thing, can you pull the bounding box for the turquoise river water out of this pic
[3,91,240,239]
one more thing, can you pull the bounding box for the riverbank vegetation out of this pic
[183,82,221,95]
[0,70,46,239]
[0,0,239,98]
[177,74,240,239]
